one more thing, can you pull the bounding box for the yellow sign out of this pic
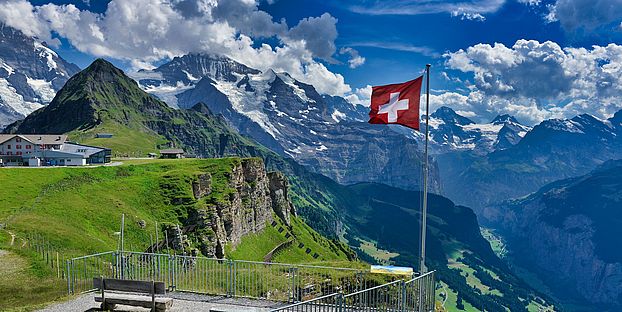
[370,265,414,276]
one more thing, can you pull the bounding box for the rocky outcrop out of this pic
[268,171,296,225]
[172,158,296,258]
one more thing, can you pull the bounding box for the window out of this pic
[6,145,10,149]
[7,152,12,155]
[66,159,71,162]
[16,151,22,155]
[26,145,31,149]
[16,145,21,149]
[15,138,21,142]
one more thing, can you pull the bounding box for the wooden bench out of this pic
[93,277,173,311]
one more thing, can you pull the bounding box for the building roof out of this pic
[26,150,87,159]
[0,134,67,145]
[160,148,185,154]
[62,143,106,157]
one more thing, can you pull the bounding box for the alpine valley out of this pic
[2,23,622,312]
[3,56,555,311]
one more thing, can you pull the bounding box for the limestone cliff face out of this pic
[168,158,296,258]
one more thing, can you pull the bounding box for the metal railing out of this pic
[271,271,436,312]
[66,251,395,300]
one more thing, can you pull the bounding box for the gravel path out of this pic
[37,292,288,312]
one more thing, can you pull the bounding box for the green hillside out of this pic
[0,158,355,310]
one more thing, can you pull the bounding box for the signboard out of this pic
[370,265,414,276]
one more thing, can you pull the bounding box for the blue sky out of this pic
[6,0,622,124]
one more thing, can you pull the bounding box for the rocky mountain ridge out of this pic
[439,109,622,210]
[133,53,441,193]
[0,24,79,127]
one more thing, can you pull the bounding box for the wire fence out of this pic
[271,271,436,312]
[6,232,71,281]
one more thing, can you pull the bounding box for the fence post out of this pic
[226,260,235,297]
[169,255,177,291]
[337,292,344,312]
[66,260,72,295]
[289,266,297,303]
[401,280,407,312]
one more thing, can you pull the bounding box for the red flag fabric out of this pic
[368,76,423,130]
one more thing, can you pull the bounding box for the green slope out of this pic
[0,159,354,310]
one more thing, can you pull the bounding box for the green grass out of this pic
[0,247,67,311]
[0,158,360,309]
[480,228,507,259]
[70,121,168,157]
[437,281,479,312]
[357,239,399,264]
[227,215,356,265]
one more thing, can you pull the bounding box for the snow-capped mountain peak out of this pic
[135,52,441,193]
[491,114,519,125]
[425,106,531,154]
[0,24,79,127]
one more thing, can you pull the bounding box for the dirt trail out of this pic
[8,230,15,246]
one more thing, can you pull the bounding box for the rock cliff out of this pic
[162,158,296,258]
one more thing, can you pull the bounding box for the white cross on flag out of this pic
[368,76,423,130]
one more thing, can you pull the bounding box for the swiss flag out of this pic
[368,76,423,130]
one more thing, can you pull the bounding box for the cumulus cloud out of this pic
[0,0,57,44]
[0,0,354,96]
[545,0,622,31]
[339,47,366,68]
[345,85,373,106]
[441,39,622,124]
[285,13,338,62]
[344,0,505,21]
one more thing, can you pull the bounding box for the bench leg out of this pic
[100,302,116,311]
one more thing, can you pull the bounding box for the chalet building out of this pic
[159,148,185,159]
[0,134,111,167]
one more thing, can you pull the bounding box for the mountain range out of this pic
[3,57,553,311]
[132,53,441,193]
[439,110,622,210]
[0,24,79,128]
[4,24,622,310]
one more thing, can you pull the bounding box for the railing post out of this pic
[66,260,72,295]
[172,255,177,291]
[337,292,344,312]
[401,280,407,312]
[289,267,298,303]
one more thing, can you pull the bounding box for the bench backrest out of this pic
[93,278,166,294]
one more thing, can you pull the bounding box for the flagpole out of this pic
[420,64,431,274]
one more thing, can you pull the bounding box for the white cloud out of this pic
[442,39,622,124]
[349,41,439,57]
[345,0,505,20]
[345,85,372,106]
[0,0,354,97]
[545,0,622,31]
[0,0,57,45]
[517,0,541,5]
[339,47,366,69]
